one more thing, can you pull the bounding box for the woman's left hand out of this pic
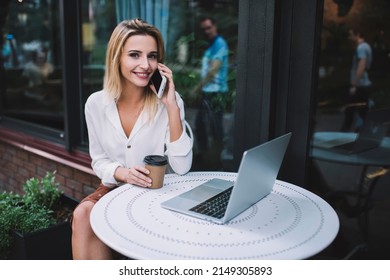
[156,63,177,107]
[153,63,183,142]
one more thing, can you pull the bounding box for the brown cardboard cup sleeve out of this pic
[143,155,168,189]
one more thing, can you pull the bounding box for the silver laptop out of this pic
[161,133,291,224]
[314,108,390,154]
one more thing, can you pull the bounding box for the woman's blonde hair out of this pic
[103,18,165,120]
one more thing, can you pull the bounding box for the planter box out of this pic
[9,194,79,260]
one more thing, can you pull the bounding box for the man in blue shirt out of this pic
[192,16,229,169]
[341,27,373,131]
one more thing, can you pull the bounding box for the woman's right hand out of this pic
[115,166,152,188]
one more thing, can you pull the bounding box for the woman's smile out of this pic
[133,71,150,79]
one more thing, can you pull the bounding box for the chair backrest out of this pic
[165,120,194,174]
[184,120,194,145]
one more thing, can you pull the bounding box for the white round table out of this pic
[90,172,339,259]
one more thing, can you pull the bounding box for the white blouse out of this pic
[85,90,193,187]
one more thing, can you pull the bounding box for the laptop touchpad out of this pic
[180,185,221,202]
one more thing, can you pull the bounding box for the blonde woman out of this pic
[71,18,193,259]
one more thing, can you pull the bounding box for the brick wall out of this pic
[0,141,100,201]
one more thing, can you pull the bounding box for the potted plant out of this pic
[0,171,79,260]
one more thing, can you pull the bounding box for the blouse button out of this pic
[127,145,131,149]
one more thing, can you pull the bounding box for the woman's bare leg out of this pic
[71,201,113,260]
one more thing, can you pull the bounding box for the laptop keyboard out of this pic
[189,187,233,219]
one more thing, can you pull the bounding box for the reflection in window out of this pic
[315,0,390,133]
[312,0,390,182]
[309,0,390,254]
[1,0,63,130]
[81,0,238,171]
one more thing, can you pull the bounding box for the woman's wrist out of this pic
[114,166,129,183]
[165,101,180,122]
[166,102,180,114]
[167,105,183,142]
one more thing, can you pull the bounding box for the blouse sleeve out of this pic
[85,94,121,187]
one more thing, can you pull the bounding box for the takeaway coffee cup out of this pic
[143,155,168,189]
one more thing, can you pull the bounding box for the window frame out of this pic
[60,0,85,152]
[233,0,323,186]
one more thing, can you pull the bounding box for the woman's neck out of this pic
[119,83,146,105]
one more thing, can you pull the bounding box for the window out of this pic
[1,0,63,130]
[310,0,390,193]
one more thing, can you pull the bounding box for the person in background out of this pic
[71,18,193,259]
[341,26,373,132]
[23,48,53,87]
[1,33,18,68]
[22,47,53,100]
[191,16,229,169]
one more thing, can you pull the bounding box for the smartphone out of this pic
[150,70,167,99]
